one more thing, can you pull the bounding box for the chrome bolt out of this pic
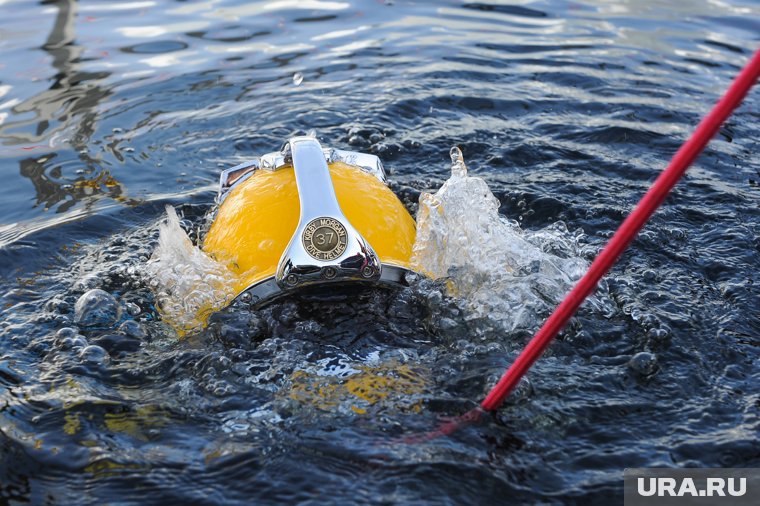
[323,266,337,279]
[240,292,252,303]
[361,266,375,278]
[285,274,299,286]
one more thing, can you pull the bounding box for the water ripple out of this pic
[1,0,759,504]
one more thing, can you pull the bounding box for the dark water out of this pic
[1,0,759,504]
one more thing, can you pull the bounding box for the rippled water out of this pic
[1,0,759,504]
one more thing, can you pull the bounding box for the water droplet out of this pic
[292,72,303,86]
[449,146,468,177]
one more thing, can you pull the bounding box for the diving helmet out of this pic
[203,135,417,307]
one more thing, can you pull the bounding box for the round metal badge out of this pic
[302,217,348,261]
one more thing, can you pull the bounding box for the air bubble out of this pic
[647,327,670,344]
[510,377,533,403]
[628,352,658,376]
[118,320,146,339]
[45,297,70,314]
[56,327,78,339]
[79,345,110,364]
[63,335,88,351]
[74,289,121,328]
[213,385,230,397]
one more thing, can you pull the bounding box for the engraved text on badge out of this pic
[302,217,348,261]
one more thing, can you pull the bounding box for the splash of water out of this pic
[143,205,237,336]
[143,150,593,337]
[411,147,589,332]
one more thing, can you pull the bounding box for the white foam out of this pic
[143,205,236,336]
[411,147,589,332]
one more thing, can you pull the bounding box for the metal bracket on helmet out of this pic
[274,136,382,290]
[217,140,387,203]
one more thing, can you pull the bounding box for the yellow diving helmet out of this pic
[203,135,417,307]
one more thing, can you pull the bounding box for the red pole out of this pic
[480,48,760,412]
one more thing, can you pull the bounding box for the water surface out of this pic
[1,0,759,504]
